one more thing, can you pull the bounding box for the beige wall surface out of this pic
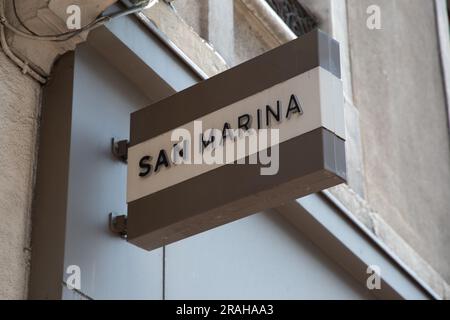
[0,48,40,299]
[347,0,450,282]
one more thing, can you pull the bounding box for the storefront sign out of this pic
[127,30,346,250]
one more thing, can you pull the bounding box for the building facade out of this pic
[0,0,449,299]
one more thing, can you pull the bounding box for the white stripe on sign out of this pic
[127,67,344,202]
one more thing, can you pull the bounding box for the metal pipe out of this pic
[0,23,47,83]
[239,0,296,44]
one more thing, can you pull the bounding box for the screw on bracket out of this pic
[109,213,127,239]
[111,138,129,163]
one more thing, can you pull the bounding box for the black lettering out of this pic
[286,94,303,118]
[257,109,262,129]
[173,143,184,158]
[154,149,170,173]
[202,133,216,151]
[222,122,232,143]
[138,156,152,177]
[238,114,252,131]
[266,102,281,126]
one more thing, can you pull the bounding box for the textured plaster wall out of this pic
[0,49,41,299]
[347,0,450,282]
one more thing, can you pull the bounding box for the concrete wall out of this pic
[347,0,450,282]
[0,48,41,299]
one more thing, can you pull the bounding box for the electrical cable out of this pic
[0,24,47,83]
[1,0,150,42]
[4,0,102,41]
[11,0,110,42]
[0,0,156,83]
[12,0,38,36]
[0,0,153,83]
[0,0,47,83]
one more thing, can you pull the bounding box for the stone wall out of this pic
[0,48,41,299]
[347,0,450,283]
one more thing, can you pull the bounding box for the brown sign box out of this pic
[127,30,346,251]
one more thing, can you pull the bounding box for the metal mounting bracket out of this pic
[111,138,129,163]
[109,213,128,239]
